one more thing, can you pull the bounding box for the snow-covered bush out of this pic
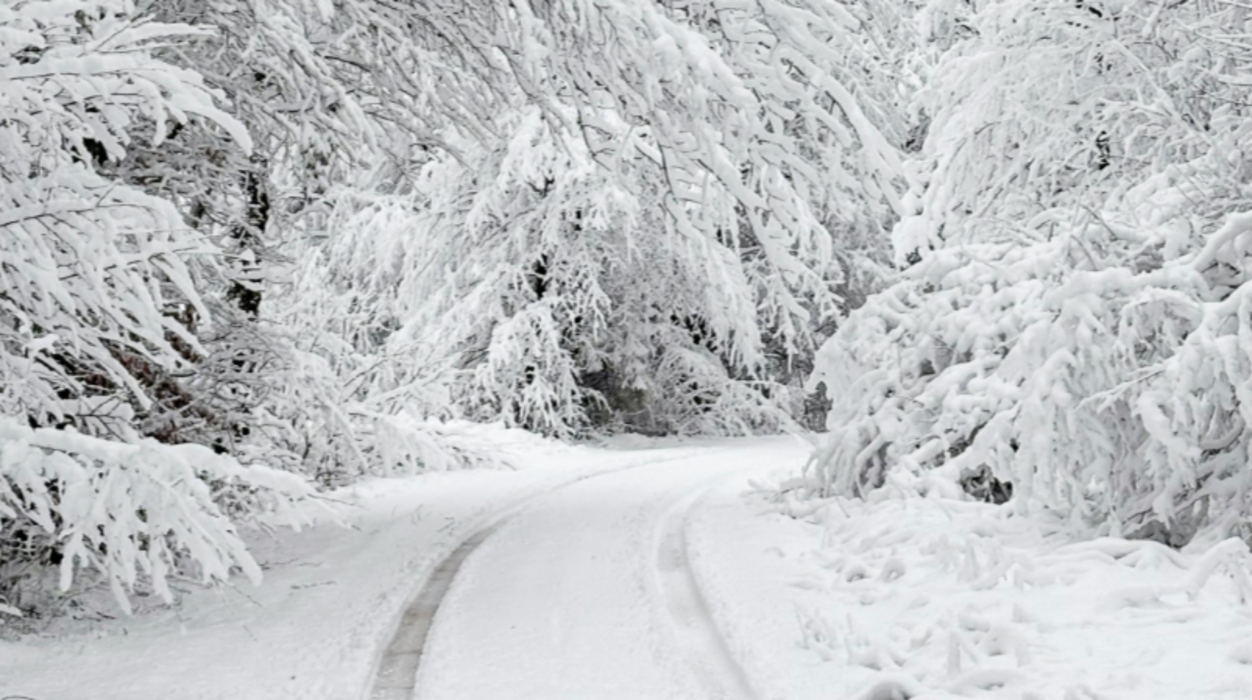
[215,317,501,486]
[812,203,1252,537]
[0,418,310,614]
[809,0,1252,540]
[0,2,330,616]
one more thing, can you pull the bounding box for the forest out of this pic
[1,0,1250,628]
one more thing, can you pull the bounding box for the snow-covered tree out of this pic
[81,0,515,478]
[0,0,316,614]
[0,1,251,434]
[810,0,1252,542]
[295,0,916,437]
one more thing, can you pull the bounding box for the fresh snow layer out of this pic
[410,439,801,700]
[687,473,1252,700]
[6,433,1252,700]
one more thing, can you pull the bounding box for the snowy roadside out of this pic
[0,427,724,700]
[688,473,1252,700]
[10,432,1251,700]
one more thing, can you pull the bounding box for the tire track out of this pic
[363,445,740,700]
[368,523,501,700]
[655,489,757,700]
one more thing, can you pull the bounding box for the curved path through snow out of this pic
[371,444,785,700]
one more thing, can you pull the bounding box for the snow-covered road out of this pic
[387,443,787,700]
[10,433,1248,700]
[0,432,809,700]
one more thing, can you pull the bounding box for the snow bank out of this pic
[688,480,1252,700]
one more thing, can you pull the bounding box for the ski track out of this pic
[363,445,753,700]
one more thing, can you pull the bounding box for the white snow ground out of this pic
[0,428,737,700]
[690,474,1252,700]
[4,432,1252,700]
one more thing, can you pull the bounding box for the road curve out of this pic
[403,446,780,700]
[363,445,756,700]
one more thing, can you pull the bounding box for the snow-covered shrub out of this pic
[808,0,1252,539]
[0,419,310,615]
[815,187,1251,524]
[237,332,502,487]
[240,239,506,483]
[811,132,1252,539]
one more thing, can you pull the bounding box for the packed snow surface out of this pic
[4,433,1252,699]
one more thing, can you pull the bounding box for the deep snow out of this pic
[689,474,1252,700]
[4,432,1252,700]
